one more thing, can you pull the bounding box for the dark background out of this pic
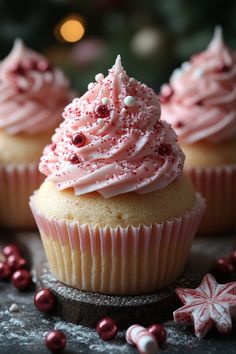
[1,0,236,93]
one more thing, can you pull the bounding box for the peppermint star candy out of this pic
[173,273,236,339]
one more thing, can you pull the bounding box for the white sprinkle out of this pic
[170,68,182,81]
[121,108,126,114]
[88,82,94,90]
[101,97,109,105]
[161,83,172,96]
[9,304,19,313]
[181,61,191,71]
[192,68,204,79]
[80,114,87,121]
[95,73,104,82]
[124,96,136,107]
[92,164,97,169]
[97,118,103,124]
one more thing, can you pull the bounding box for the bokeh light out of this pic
[55,15,85,43]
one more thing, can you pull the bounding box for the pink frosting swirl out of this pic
[160,27,236,144]
[40,56,184,198]
[0,39,72,135]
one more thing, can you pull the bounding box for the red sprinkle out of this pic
[94,104,110,118]
[10,63,24,75]
[158,143,172,156]
[69,153,80,164]
[15,86,25,94]
[175,121,184,128]
[196,99,203,106]
[71,132,86,147]
[51,143,56,151]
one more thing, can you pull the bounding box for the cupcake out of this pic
[30,56,205,295]
[0,39,72,229]
[160,27,236,234]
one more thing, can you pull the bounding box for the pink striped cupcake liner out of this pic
[185,164,236,234]
[0,163,44,229]
[30,193,205,295]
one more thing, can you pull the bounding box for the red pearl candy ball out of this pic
[22,58,37,70]
[230,251,236,267]
[94,104,110,118]
[159,86,173,104]
[216,63,231,73]
[11,63,25,75]
[71,132,86,147]
[37,60,51,72]
[96,317,118,341]
[45,330,67,353]
[147,324,167,346]
[0,261,12,280]
[7,255,27,271]
[213,258,234,275]
[3,244,20,258]
[69,153,80,164]
[34,288,57,313]
[12,269,32,290]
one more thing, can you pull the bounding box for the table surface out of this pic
[0,230,236,354]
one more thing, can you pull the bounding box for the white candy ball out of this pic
[101,97,109,105]
[88,82,94,90]
[95,73,104,82]
[124,95,136,107]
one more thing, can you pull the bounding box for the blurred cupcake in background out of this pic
[160,27,236,235]
[0,39,73,229]
[30,56,205,295]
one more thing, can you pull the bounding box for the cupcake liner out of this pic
[30,194,205,295]
[0,163,44,229]
[185,164,236,234]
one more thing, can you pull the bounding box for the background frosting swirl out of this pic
[0,39,72,135]
[160,27,236,144]
[40,56,184,198]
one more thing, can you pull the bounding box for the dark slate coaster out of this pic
[35,263,202,329]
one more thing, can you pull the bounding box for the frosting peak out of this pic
[0,39,72,135]
[113,54,122,71]
[40,56,184,198]
[161,27,236,144]
[208,26,223,52]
